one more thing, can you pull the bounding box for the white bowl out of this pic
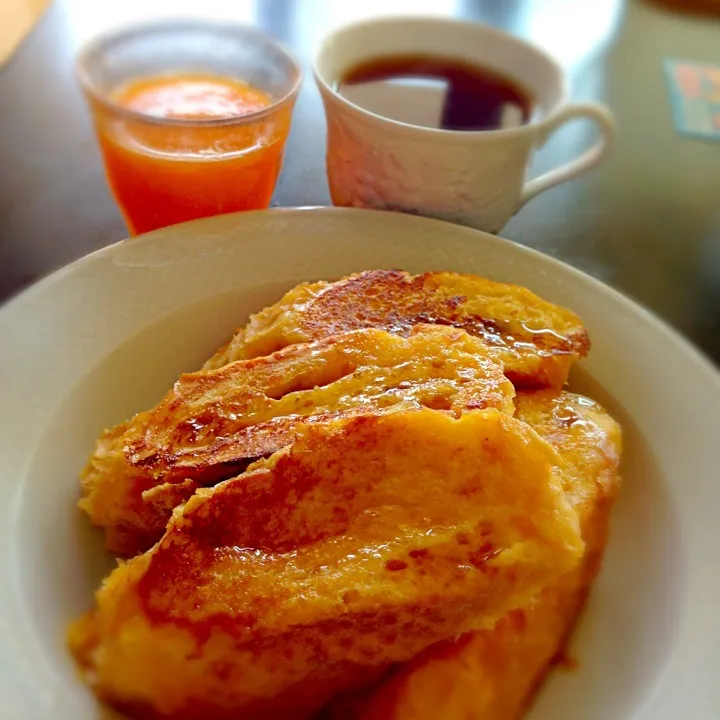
[1,208,718,720]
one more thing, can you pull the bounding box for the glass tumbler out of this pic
[76,20,301,235]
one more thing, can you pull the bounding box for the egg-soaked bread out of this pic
[69,409,584,720]
[205,270,589,389]
[80,325,515,556]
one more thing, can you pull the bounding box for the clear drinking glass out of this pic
[76,20,301,235]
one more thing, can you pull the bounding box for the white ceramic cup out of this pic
[314,17,614,233]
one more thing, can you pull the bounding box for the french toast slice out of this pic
[205,270,589,389]
[80,325,514,556]
[338,391,621,720]
[69,409,584,720]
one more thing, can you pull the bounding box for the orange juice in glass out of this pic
[76,21,301,235]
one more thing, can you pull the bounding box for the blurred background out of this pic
[1,0,719,362]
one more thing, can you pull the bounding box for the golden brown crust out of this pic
[205,270,589,389]
[78,419,173,557]
[70,409,584,719]
[336,391,621,720]
[80,326,515,556]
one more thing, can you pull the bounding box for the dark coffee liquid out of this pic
[338,54,535,131]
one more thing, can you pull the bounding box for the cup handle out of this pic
[520,102,615,206]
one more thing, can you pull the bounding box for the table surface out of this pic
[1,0,719,364]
